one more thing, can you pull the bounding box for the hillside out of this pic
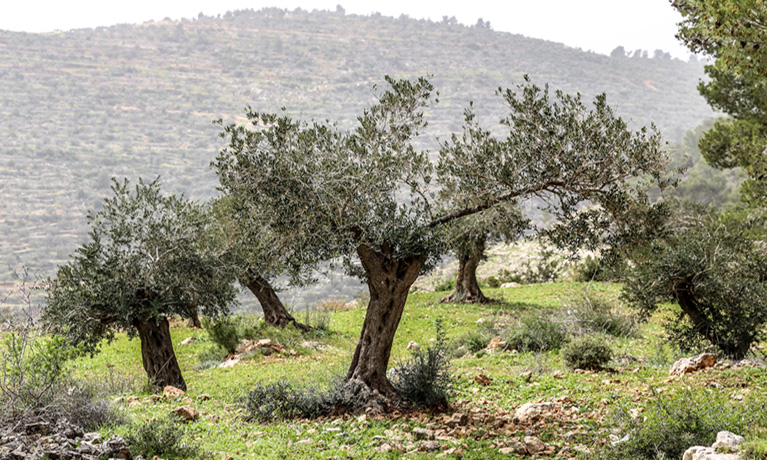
[0,7,714,286]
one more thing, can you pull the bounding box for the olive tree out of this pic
[214,76,668,408]
[623,207,767,358]
[44,179,238,391]
[212,197,309,330]
[440,202,526,303]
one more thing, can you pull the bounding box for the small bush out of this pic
[126,416,199,459]
[485,276,500,288]
[393,320,453,409]
[506,313,567,352]
[588,389,767,460]
[244,380,332,421]
[302,304,332,337]
[434,277,455,292]
[202,316,241,354]
[567,293,638,338]
[562,335,613,370]
[195,344,227,370]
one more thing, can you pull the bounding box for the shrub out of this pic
[567,293,638,338]
[571,255,625,282]
[393,320,453,409]
[485,276,500,288]
[126,416,200,459]
[195,344,227,370]
[562,335,612,370]
[244,380,332,421]
[588,389,767,460]
[202,316,242,355]
[506,313,567,352]
[434,277,455,292]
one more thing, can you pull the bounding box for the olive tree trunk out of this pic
[441,250,490,304]
[133,316,186,392]
[343,243,423,410]
[675,282,752,358]
[246,273,309,331]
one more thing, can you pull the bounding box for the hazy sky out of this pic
[0,0,693,59]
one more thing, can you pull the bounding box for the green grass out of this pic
[58,282,767,459]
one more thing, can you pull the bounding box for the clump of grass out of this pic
[566,292,638,338]
[506,313,567,352]
[244,380,333,421]
[126,416,200,459]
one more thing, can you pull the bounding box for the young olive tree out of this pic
[211,197,310,330]
[214,76,668,409]
[44,179,238,391]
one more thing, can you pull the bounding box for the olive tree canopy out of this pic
[44,178,238,391]
[214,76,670,409]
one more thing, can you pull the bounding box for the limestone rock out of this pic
[513,402,557,424]
[445,412,469,427]
[171,405,199,422]
[219,358,241,368]
[524,435,547,454]
[412,427,435,440]
[407,341,420,350]
[179,337,196,345]
[500,282,520,288]
[683,431,744,460]
[486,337,506,353]
[669,353,717,377]
[712,431,745,453]
[475,373,492,386]
[163,385,186,399]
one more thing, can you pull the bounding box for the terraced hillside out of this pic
[0,8,713,286]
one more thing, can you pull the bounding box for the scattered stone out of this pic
[407,341,420,351]
[412,427,435,440]
[513,402,557,424]
[24,422,50,435]
[171,405,199,422]
[476,318,486,324]
[485,337,506,353]
[219,358,241,368]
[669,353,717,377]
[500,282,520,288]
[179,336,196,345]
[475,373,492,386]
[734,359,765,369]
[683,431,744,460]
[421,441,441,452]
[296,438,313,445]
[524,436,547,454]
[445,412,469,427]
[163,385,185,399]
[196,394,211,401]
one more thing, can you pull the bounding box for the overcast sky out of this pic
[0,0,693,59]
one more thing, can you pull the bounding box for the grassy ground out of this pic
[66,282,766,459]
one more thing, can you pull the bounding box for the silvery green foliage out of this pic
[44,178,238,353]
[215,76,445,274]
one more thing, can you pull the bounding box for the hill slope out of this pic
[0,8,713,284]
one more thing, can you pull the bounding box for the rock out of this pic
[513,402,557,424]
[219,358,240,368]
[683,431,745,460]
[500,282,520,288]
[421,441,441,452]
[486,337,506,353]
[734,359,764,368]
[256,338,274,348]
[412,428,435,440]
[170,405,199,422]
[475,373,492,386]
[196,394,211,401]
[83,432,103,444]
[24,422,50,435]
[445,412,469,427]
[407,341,420,350]
[669,353,717,377]
[179,336,196,345]
[163,385,186,399]
[712,431,745,453]
[104,435,131,459]
[524,436,547,454]
[476,318,486,324]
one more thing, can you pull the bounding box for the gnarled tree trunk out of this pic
[343,243,423,411]
[441,249,490,304]
[675,281,752,358]
[133,315,186,392]
[246,273,309,331]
